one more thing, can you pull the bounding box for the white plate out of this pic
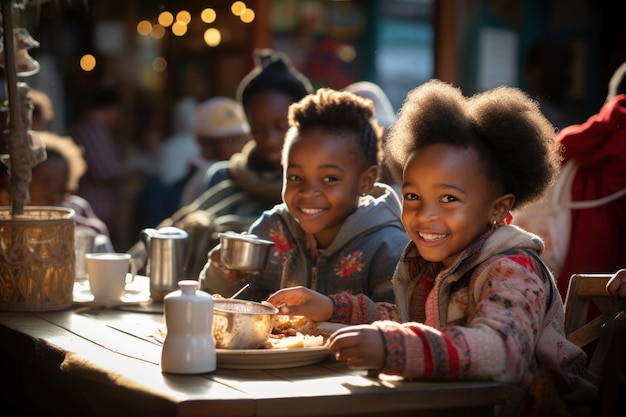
[73,274,152,307]
[316,321,348,335]
[216,346,331,369]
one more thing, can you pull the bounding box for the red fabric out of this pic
[441,332,460,379]
[414,329,434,378]
[555,94,626,298]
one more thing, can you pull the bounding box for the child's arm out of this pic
[266,286,334,322]
[266,286,399,324]
[328,253,582,384]
[329,292,398,324]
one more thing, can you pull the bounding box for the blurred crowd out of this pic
[1,38,624,284]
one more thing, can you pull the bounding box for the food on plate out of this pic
[257,314,330,350]
[264,332,324,349]
[273,314,319,336]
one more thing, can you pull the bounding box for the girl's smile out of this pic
[297,206,326,217]
[417,231,448,244]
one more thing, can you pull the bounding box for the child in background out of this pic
[0,131,112,250]
[200,88,409,308]
[270,80,590,414]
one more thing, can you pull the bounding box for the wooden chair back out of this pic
[563,273,626,417]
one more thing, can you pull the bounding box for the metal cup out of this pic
[141,227,190,301]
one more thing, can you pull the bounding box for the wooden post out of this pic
[2,0,43,215]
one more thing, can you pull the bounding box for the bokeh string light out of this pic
[135,3,254,47]
[87,3,255,75]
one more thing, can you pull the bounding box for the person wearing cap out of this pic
[133,96,249,231]
[179,96,250,206]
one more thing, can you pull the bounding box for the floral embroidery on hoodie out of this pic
[268,221,293,264]
[334,251,365,277]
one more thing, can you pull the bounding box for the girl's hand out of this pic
[266,286,334,322]
[607,269,626,300]
[208,244,247,283]
[326,325,386,370]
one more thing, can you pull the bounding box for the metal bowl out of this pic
[218,231,274,273]
[212,299,278,349]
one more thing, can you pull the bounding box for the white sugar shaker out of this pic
[161,280,216,374]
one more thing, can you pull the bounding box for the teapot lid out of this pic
[156,226,189,239]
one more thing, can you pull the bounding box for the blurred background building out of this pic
[1,0,624,249]
[11,0,625,131]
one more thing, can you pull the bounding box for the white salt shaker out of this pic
[161,280,216,374]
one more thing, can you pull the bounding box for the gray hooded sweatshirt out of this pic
[200,183,409,302]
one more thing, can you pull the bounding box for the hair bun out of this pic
[237,48,313,107]
[255,48,286,69]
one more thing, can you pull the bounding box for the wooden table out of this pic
[0,303,525,417]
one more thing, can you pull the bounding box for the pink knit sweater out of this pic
[329,225,588,391]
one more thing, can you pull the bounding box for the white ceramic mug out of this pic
[86,253,137,302]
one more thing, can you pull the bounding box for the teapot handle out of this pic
[140,228,157,247]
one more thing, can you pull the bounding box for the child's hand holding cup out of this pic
[85,253,137,302]
[208,245,248,283]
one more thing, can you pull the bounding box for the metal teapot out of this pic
[141,226,190,301]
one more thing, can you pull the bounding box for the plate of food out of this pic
[216,315,347,370]
[216,346,330,369]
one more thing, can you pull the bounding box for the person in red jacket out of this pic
[554,61,626,298]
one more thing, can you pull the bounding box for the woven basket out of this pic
[0,206,75,311]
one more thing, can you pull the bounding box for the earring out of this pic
[491,219,497,231]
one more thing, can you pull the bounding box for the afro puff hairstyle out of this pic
[385,79,562,210]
